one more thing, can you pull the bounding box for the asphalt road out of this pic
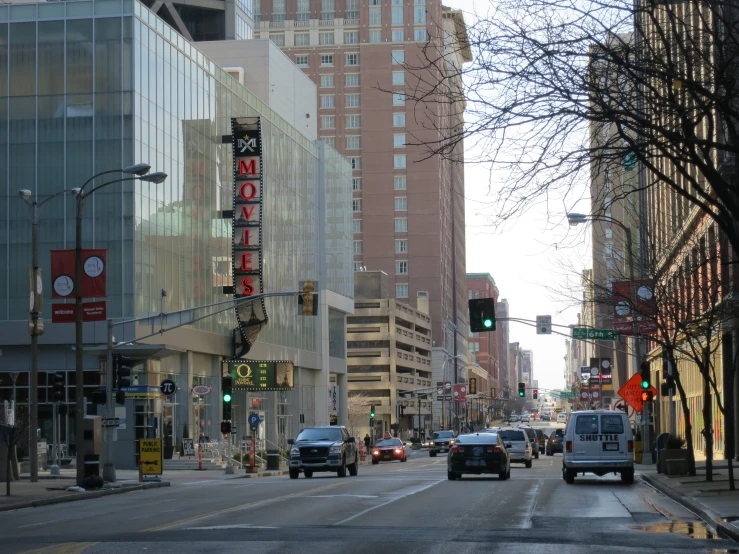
[2,425,735,554]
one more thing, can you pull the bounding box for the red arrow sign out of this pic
[618,373,658,413]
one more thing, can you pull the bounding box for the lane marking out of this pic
[333,479,444,526]
[519,479,543,529]
[142,481,346,532]
[17,543,98,554]
[303,494,379,499]
[186,524,279,530]
[19,519,64,529]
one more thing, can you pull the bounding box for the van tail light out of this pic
[486,446,501,453]
[628,440,633,453]
[450,445,464,453]
[566,440,573,453]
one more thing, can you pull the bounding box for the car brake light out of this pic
[486,446,501,453]
[450,445,463,453]
[566,441,573,453]
[628,440,633,453]
[551,439,557,443]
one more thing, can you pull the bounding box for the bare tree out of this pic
[347,392,370,441]
[0,404,29,497]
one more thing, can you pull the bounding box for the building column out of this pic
[337,372,348,428]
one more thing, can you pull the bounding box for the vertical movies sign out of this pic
[232,117,268,355]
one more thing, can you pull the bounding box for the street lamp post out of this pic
[568,212,647,451]
[18,188,76,483]
[70,165,166,486]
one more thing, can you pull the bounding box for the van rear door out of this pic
[598,413,629,461]
[572,414,603,461]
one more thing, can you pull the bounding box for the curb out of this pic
[0,481,170,513]
[237,470,289,478]
[641,473,739,543]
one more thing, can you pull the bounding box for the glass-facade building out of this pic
[0,0,352,468]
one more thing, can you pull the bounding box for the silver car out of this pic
[484,427,532,467]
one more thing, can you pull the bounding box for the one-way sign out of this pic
[101,418,120,427]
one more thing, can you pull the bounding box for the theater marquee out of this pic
[232,117,267,355]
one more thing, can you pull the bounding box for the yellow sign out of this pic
[139,438,163,478]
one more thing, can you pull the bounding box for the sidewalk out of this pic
[638,460,739,542]
[0,465,289,512]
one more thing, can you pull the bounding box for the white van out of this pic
[562,410,634,484]
[556,413,568,424]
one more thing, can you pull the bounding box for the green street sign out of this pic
[560,392,578,399]
[572,327,619,341]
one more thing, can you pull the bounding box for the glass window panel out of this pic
[394,175,407,189]
[0,25,7,96]
[67,19,94,94]
[353,219,361,233]
[9,22,36,97]
[345,73,359,87]
[394,197,407,211]
[392,50,404,64]
[392,29,404,42]
[395,283,408,298]
[321,74,334,87]
[391,6,403,24]
[414,28,427,41]
[393,134,405,147]
[295,33,309,46]
[414,6,426,23]
[369,30,382,43]
[369,7,381,25]
[38,21,65,95]
[393,112,406,126]
[392,71,404,85]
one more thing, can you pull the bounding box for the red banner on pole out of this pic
[612,279,658,335]
[51,301,107,323]
[51,249,107,299]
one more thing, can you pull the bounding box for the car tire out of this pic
[371,460,379,465]
[565,468,576,484]
[430,451,437,457]
[535,452,540,459]
[304,470,313,478]
[348,455,359,476]
[401,456,407,462]
[447,470,457,480]
[621,469,634,484]
[499,467,508,480]
[525,459,532,468]
[507,466,511,479]
[337,458,347,478]
[546,450,552,456]
[289,469,299,480]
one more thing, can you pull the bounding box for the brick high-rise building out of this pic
[260,0,471,370]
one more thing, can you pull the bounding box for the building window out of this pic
[322,0,334,19]
[396,283,409,298]
[346,136,360,149]
[323,136,335,147]
[414,5,426,23]
[270,34,285,46]
[321,95,335,108]
[369,6,381,25]
[394,175,407,190]
[393,113,406,127]
[254,0,260,22]
[391,6,403,24]
[393,92,405,105]
[392,50,405,64]
[237,0,253,18]
[346,115,360,128]
[369,29,382,43]
[297,0,309,17]
[321,115,335,129]
[353,240,362,254]
[346,0,359,19]
[345,31,359,44]
[353,219,361,233]
[395,239,408,253]
[346,74,360,87]
[346,94,360,107]
[320,74,334,87]
[295,33,309,46]
[395,261,408,274]
[604,228,613,238]
[296,55,309,67]
[352,178,361,191]
[319,32,335,45]
[349,157,361,170]
[469,342,480,354]
[394,217,408,232]
[414,28,427,41]
[320,54,334,67]
[236,16,252,39]
[393,154,407,168]
[354,262,363,272]
[394,197,407,211]
[392,29,404,42]
[392,71,405,85]
[346,53,359,66]
[353,199,362,212]
[394,134,406,148]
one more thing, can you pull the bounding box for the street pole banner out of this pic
[231,116,267,357]
[51,249,107,298]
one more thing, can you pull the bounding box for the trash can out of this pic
[84,454,100,478]
[266,449,280,471]
[655,433,671,473]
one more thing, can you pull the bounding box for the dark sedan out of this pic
[371,438,407,464]
[534,429,547,454]
[447,432,511,480]
[546,428,565,455]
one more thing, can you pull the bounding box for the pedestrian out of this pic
[364,434,370,450]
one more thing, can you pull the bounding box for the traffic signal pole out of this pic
[103,319,115,482]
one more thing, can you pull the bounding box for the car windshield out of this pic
[433,431,454,439]
[376,439,401,447]
[498,430,525,441]
[295,428,343,442]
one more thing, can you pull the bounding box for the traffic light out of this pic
[114,355,133,405]
[370,405,376,419]
[491,387,496,398]
[222,375,233,420]
[533,389,538,400]
[518,382,525,397]
[51,372,65,402]
[640,360,650,390]
[91,389,107,405]
[641,390,654,402]
[221,421,232,434]
[469,298,496,332]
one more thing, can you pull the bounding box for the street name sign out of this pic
[572,328,619,340]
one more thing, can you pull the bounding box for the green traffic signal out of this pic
[641,379,649,389]
[223,393,232,403]
[483,318,493,328]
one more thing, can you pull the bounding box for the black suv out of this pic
[288,426,359,479]
[546,428,565,455]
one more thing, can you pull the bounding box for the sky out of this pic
[444,0,593,393]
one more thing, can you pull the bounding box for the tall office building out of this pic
[259,0,471,372]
